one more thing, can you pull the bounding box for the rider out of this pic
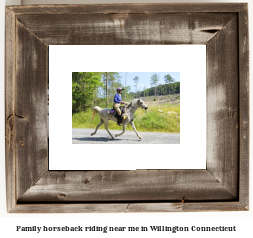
[114,87,124,126]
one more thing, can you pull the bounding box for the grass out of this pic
[72,102,180,133]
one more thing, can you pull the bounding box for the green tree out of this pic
[72,72,102,113]
[124,85,131,102]
[143,84,147,97]
[164,73,175,95]
[133,76,139,98]
[146,88,149,97]
[101,72,122,106]
[124,72,128,101]
[138,81,180,97]
[150,73,160,96]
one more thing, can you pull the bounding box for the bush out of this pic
[72,103,180,133]
[154,98,157,101]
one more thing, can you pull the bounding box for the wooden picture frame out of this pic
[5,3,249,213]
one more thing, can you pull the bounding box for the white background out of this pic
[49,45,206,170]
[0,0,252,237]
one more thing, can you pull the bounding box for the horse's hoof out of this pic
[115,135,118,137]
[111,137,114,140]
[139,136,142,139]
[91,133,94,136]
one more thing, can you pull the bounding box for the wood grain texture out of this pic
[15,20,48,200]
[5,7,16,212]
[7,3,246,15]
[5,3,249,213]
[238,4,249,209]
[18,170,236,202]
[10,202,247,213]
[206,16,239,198]
[126,202,248,212]
[16,13,236,45]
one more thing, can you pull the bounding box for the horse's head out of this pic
[137,99,148,110]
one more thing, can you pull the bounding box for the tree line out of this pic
[72,72,180,113]
[131,73,179,98]
[139,81,180,98]
[72,72,126,113]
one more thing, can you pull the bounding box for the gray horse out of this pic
[91,98,148,139]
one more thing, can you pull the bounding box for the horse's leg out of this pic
[104,120,114,139]
[91,118,104,136]
[115,123,126,138]
[130,121,142,139]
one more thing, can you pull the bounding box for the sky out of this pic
[118,72,180,92]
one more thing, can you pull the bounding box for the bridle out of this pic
[128,105,138,110]
[127,104,146,110]
[126,101,147,110]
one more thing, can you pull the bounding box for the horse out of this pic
[91,98,148,139]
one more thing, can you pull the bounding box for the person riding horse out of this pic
[114,87,125,126]
[92,98,148,140]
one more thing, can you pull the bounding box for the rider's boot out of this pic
[117,114,122,126]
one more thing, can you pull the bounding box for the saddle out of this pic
[110,106,126,115]
[110,106,128,123]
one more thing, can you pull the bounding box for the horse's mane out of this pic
[126,102,132,108]
[126,99,139,108]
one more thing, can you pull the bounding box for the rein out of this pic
[126,100,140,110]
[128,105,137,110]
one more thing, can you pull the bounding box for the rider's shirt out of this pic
[114,93,122,103]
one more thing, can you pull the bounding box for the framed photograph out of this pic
[5,3,249,213]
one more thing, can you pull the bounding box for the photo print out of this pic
[72,72,180,144]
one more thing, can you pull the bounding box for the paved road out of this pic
[72,128,180,144]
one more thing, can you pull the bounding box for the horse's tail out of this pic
[92,106,102,120]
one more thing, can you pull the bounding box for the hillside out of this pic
[138,94,180,106]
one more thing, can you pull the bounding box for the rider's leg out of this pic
[113,103,122,125]
[114,103,121,115]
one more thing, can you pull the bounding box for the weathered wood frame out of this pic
[5,4,249,213]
